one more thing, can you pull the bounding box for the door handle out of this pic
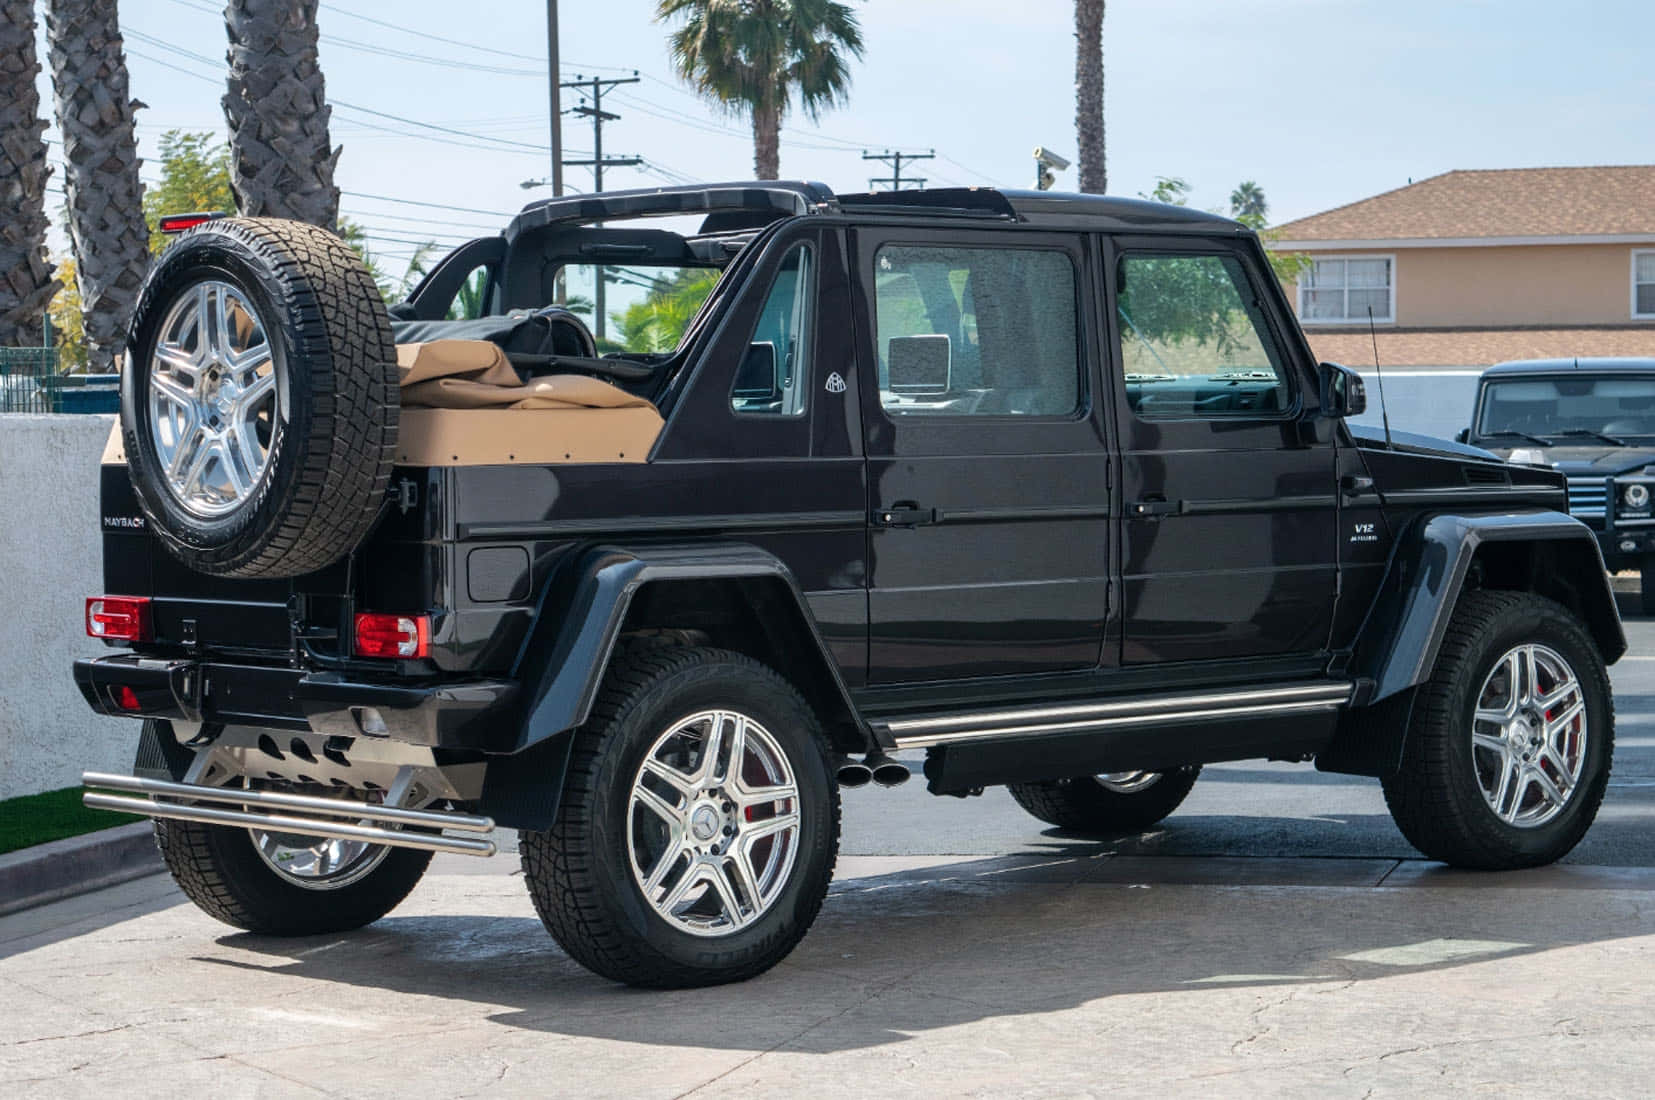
[1129,497,1181,518]
[874,501,938,527]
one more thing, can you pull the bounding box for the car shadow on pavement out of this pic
[188,844,1655,1053]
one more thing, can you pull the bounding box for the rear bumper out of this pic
[74,654,518,750]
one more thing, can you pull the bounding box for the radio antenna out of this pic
[1368,305,1394,449]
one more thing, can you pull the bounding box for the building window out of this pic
[1635,250,1655,319]
[1298,255,1394,324]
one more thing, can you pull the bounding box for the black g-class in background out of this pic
[77,184,1624,987]
[1463,358,1655,610]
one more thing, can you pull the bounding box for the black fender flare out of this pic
[508,541,867,754]
[1319,509,1625,777]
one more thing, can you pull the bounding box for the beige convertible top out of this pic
[394,340,662,466]
[103,339,664,467]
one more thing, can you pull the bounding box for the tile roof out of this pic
[1273,167,1655,242]
[1303,326,1655,368]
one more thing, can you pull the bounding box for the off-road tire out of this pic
[154,818,431,935]
[1381,590,1613,870]
[1640,560,1655,616]
[520,646,840,988]
[1007,766,1202,834]
[121,217,398,578]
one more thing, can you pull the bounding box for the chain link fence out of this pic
[0,345,119,414]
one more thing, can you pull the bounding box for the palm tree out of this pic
[1074,0,1106,194]
[0,1,62,347]
[1230,180,1267,224]
[223,0,340,229]
[656,0,864,180]
[45,0,150,372]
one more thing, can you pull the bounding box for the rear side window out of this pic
[730,243,813,417]
[1116,252,1292,419]
[872,244,1080,417]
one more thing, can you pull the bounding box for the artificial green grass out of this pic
[0,786,143,856]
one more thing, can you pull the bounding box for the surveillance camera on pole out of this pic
[1033,146,1070,191]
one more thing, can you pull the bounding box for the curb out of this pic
[0,822,162,917]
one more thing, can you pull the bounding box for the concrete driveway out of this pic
[7,615,1655,1097]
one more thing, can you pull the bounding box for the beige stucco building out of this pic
[1269,166,1655,367]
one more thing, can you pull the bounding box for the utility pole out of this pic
[564,73,641,340]
[546,1,562,198]
[862,148,934,191]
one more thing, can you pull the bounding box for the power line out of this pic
[863,149,935,191]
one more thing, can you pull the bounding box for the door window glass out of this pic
[730,243,813,417]
[1117,252,1292,419]
[873,244,1080,417]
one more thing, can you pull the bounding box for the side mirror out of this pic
[1318,361,1367,418]
[1455,428,1470,444]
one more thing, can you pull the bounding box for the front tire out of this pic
[1640,560,1655,616]
[1007,767,1201,834]
[155,818,431,935]
[1381,590,1613,870]
[520,646,840,988]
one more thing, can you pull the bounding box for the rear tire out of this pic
[121,217,398,578]
[1381,590,1612,870]
[519,646,839,988]
[155,818,430,936]
[1007,766,1201,834]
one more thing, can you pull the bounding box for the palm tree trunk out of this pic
[45,0,149,372]
[1074,0,1106,194]
[223,0,340,229]
[752,100,782,181]
[0,1,63,348]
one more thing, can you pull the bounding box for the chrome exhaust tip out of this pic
[867,753,911,788]
[835,758,874,788]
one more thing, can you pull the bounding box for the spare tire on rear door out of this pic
[121,217,399,578]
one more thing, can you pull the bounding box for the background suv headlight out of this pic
[1623,482,1651,510]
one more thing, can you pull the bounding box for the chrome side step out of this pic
[882,682,1353,750]
[82,771,498,857]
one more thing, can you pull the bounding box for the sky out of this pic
[32,0,1655,271]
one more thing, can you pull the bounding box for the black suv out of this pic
[76,183,1624,988]
[1462,357,1655,611]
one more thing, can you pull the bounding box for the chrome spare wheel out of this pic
[1097,771,1162,794]
[148,280,278,518]
[251,828,391,890]
[1471,643,1588,828]
[627,709,802,937]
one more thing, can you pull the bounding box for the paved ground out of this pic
[5,612,1655,1097]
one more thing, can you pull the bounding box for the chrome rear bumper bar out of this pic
[81,771,498,857]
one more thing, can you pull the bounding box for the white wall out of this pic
[0,414,133,801]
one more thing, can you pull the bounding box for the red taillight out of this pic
[354,612,430,659]
[86,596,152,642]
[158,212,225,234]
[114,685,142,711]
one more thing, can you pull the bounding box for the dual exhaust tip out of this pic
[836,752,909,789]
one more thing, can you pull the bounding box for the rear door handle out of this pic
[874,501,938,527]
[1129,498,1181,517]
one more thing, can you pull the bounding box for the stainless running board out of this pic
[883,682,1353,750]
[81,771,497,857]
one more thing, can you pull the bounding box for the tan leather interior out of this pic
[393,340,662,465]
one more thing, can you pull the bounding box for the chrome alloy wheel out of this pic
[1097,771,1162,794]
[1471,643,1588,828]
[147,280,278,518]
[627,710,802,938]
[250,830,390,890]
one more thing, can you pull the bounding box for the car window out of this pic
[730,243,813,417]
[1116,252,1292,419]
[872,244,1080,417]
[1477,376,1655,439]
[445,265,491,320]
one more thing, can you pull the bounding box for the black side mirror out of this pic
[1455,428,1470,444]
[733,341,780,402]
[1318,361,1367,418]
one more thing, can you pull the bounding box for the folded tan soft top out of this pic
[393,340,663,466]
